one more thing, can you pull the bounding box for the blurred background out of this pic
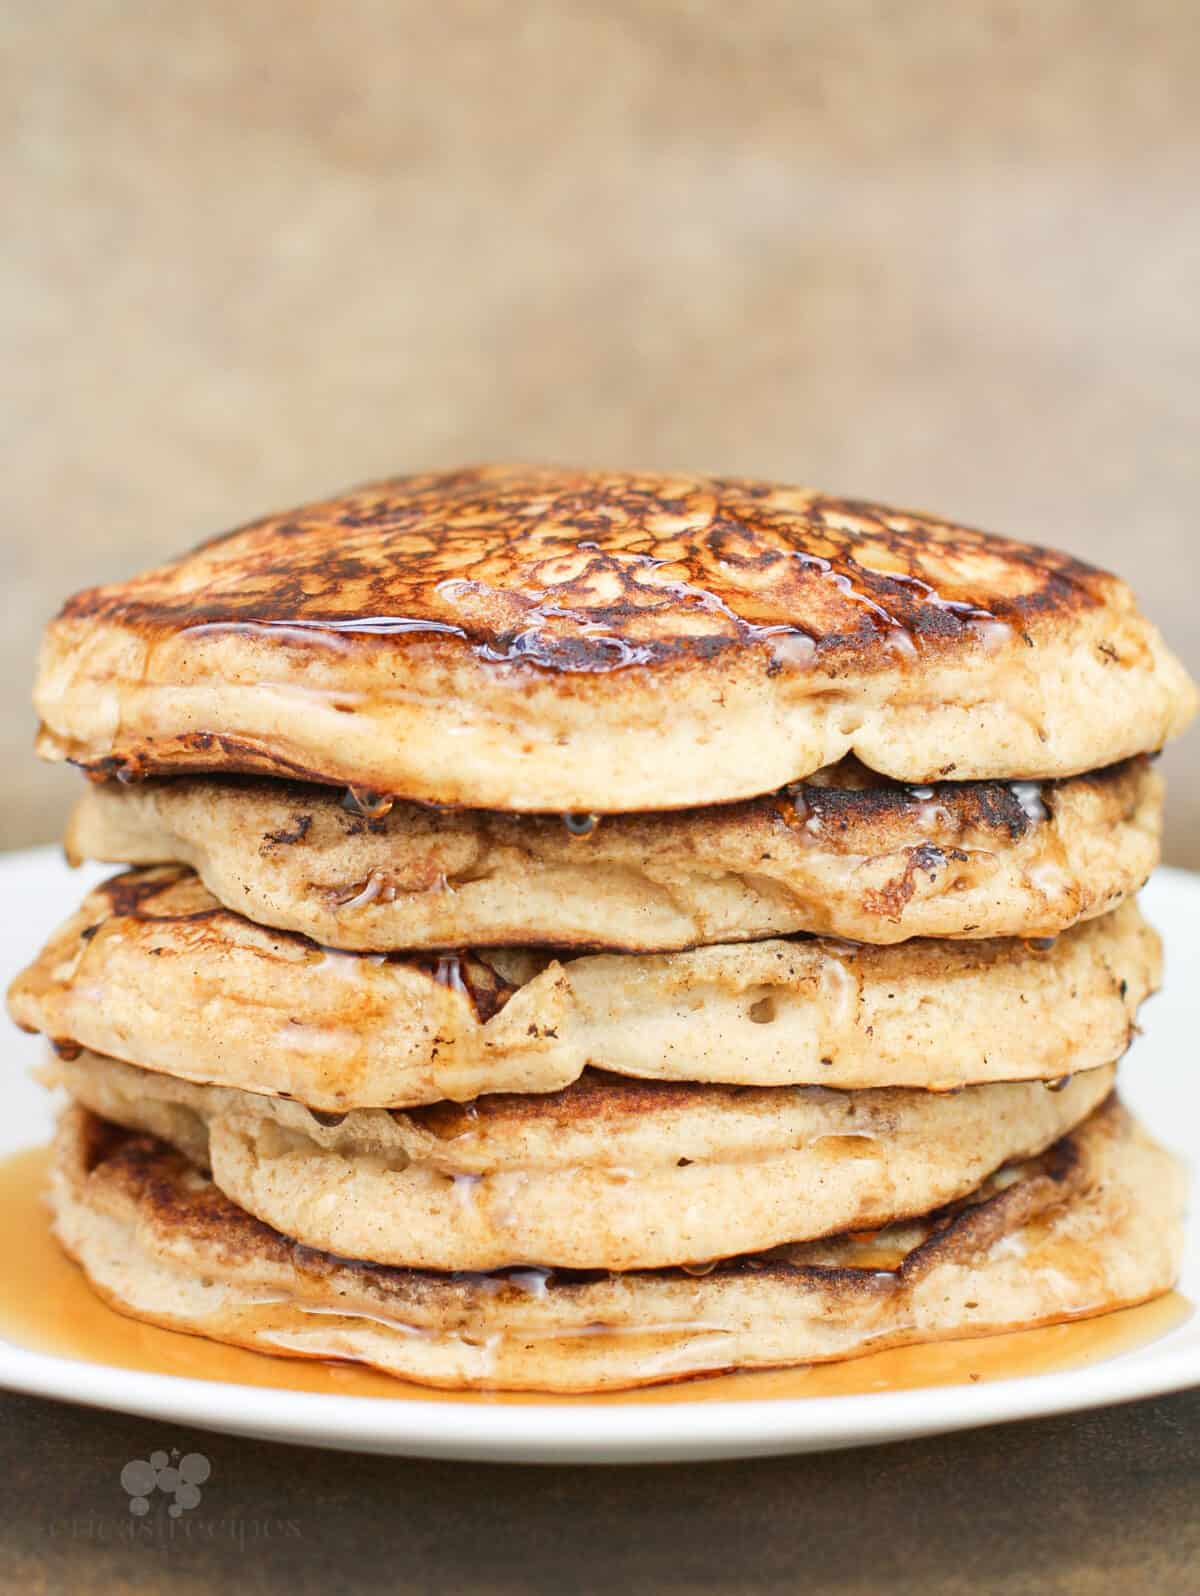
[3,0,1197,859]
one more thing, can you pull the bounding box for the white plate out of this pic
[0,845,1197,1464]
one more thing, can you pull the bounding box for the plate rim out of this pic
[4,1326,1199,1462]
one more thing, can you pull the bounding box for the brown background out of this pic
[3,0,1199,857]
[0,1386,1198,1595]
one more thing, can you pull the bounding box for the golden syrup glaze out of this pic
[56,466,1112,680]
[0,1143,1190,1406]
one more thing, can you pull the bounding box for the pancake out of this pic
[64,756,1162,951]
[49,1098,1183,1392]
[47,1049,1114,1271]
[34,466,1196,812]
[8,868,1159,1108]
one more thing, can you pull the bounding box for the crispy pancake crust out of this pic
[8,868,1159,1107]
[34,467,1197,810]
[65,757,1162,950]
[49,1049,1114,1271]
[49,1099,1184,1391]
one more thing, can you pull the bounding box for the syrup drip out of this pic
[420,954,515,1024]
[411,1099,481,1140]
[0,1146,1188,1408]
[479,628,657,672]
[337,871,399,910]
[432,954,470,999]
[184,616,469,642]
[1010,781,1049,824]
[791,551,918,657]
[562,813,600,837]
[342,788,395,821]
[880,570,1008,630]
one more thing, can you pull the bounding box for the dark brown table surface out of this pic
[2,1386,1196,1593]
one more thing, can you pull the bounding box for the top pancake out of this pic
[35,465,1196,811]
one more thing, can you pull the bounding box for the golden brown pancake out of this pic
[8,867,1159,1108]
[65,756,1162,951]
[50,1098,1183,1392]
[48,1048,1114,1272]
[34,467,1197,811]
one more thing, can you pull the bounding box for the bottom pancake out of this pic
[50,1098,1182,1393]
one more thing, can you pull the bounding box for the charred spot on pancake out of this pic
[90,866,231,932]
[96,867,190,919]
[782,758,1049,842]
[263,814,313,847]
[83,1119,295,1268]
[860,843,959,922]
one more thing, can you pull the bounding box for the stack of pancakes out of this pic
[8,466,1196,1393]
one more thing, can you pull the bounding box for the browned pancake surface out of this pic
[37,466,1197,808]
[60,465,1110,672]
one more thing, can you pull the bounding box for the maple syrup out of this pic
[0,1144,1188,1408]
